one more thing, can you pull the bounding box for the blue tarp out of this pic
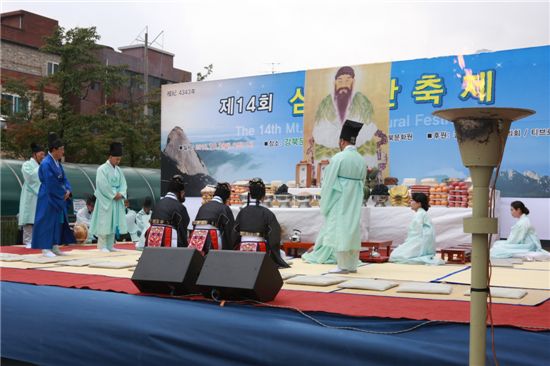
[1,282,549,365]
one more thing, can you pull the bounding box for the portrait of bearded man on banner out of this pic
[304,65,390,177]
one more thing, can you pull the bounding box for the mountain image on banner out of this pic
[496,170,550,198]
[161,127,216,196]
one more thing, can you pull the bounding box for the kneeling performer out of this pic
[233,178,289,268]
[144,175,190,247]
[189,182,235,255]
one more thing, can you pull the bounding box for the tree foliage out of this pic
[40,26,127,139]
[1,26,161,168]
[0,78,58,157]
[196,64,214,81]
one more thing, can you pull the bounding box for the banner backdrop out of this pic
[161,72,305,195]
[161,46,549,198]
[389,46,549,197]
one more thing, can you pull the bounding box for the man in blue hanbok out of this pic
[90,142,128,252]
[303,120,366,274]
[31,133,75,257]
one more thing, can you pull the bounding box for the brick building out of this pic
[0,10,61,120]
[79,44,191,115]
[1,9,191,120]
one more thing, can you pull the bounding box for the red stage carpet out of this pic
[0,243,136,255]
[1,265,548,331]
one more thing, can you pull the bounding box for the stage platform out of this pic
[1,244,549,365]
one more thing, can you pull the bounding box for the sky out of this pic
[1,0,549,81]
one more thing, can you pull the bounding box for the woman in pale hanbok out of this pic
[389,193,444,265]
[490,201,549,260]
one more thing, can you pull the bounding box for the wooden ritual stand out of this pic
[361,240,393,256]
[440,247,472,264]
[359,253,389,263]
[296,161,313,188]
[360,240,393,263]
[282,242,314,257]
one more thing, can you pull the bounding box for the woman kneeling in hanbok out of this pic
[389,193,444,265]
[490,201,549,260]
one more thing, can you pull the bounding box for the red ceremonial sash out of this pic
[239,241,267,252]
[145,225,173,247]
[189,229,220,254]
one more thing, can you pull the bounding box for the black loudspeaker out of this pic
[196,251,283,302]
[132,247,204,295]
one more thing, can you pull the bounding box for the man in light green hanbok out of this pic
[303,120,366,274]
[89,142,128,252]
[18,143,45,248]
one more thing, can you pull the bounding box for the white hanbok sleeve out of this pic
[76,208,91,226]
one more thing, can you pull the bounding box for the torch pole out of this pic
[468,167,493,366]
[433,107,535,366]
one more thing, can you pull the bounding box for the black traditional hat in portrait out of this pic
[335,66,355,79]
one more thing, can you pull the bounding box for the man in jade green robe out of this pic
[18,142,45,248]
[303,120,366,274]
[90,142,128,252]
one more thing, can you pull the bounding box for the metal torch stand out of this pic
[464,167,498,366]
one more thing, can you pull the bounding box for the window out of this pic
[1,93,29,117]
[148,76,161,89]
[47,62,59,76]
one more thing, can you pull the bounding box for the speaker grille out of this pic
[196,251,282,301]
[132,247,204,295]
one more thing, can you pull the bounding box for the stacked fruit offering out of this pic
[428,183,449,207]
[410,185,431,204]
[230,181,249,206]
[389,185,410,206]
[448,181,471,208]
